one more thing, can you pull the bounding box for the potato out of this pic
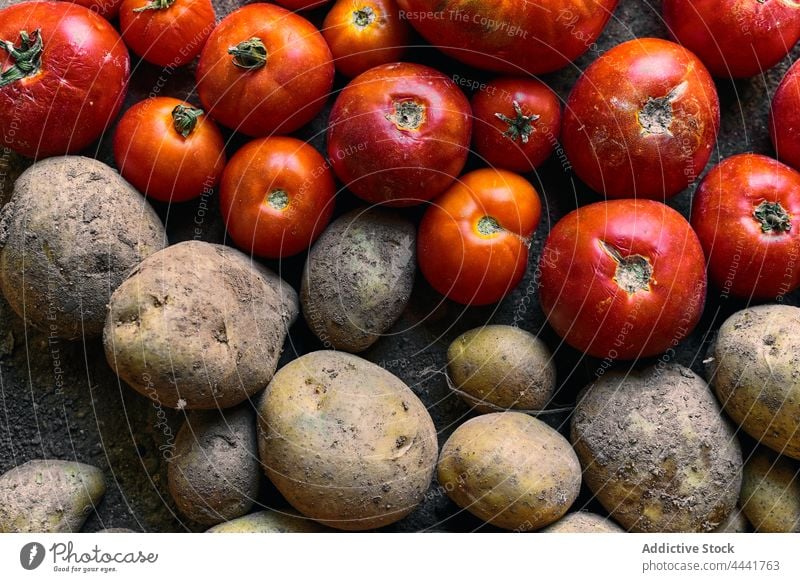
[571,364,742,532]
[168,406,259,526]
[438,412,581,531]
[712,508,751,533]
[740,448,800,532]
[97,528,137,533]
[206,510,328,533]
[707,304,800,459]
[447,325,555,413]
[301,208,415,352]
[541,512,625,533]
[0,459,105,532]
[104,241,291,409]
[0,156,166,339]
[0,147,29,208]
[258,350,437,530]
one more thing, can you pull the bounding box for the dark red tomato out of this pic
[0,1,129,159]
[664,0,800,78]
[691,154,800,299]
[395,0,619,74]
[418,168,541,305]
[119,0,215,68]
[471,77,561,172]
[770,58,800,170]
[114,97,226,203]
[327,62,471,207]
[539,199,707,360]
[322,0,410,78]
[220,137,335,258]
[196,3,334,136]
[562,38,720,199]
[69,0,124,19]
[273,0,330,10]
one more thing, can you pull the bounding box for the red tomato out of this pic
[471,77,562,172]
[119,0,215,68]
[69,0,124,19]
[539,199,707,360]
[273,0,330,9]
[196,3,334,136]
[0,1,129,159]
[322,0,410,78]
[770,58,800,171]
[395,0,619,74]
[691,154,800,300]
[664,0,800,78]
[327,62,471,207]
[113,97,226,203]
[562,38,720,199]
[220,137,335,258]
[418,168,541,305]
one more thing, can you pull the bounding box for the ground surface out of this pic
[0,0,798,532]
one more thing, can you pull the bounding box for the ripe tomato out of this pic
[418,169,541,305]
[119,0,215,68]
[70,0,124,18]
[471,77,561,172]
[539,199,707,360]
[196,3,334,136]
[0,1,129,159]
[327,62,471,207]
[770,59,800,171]
[113,97,226,203]
[691,154,800,300]
[664,0,800,78]
[322,0,410,78]
[273,0,330,9]
[395,0,619,74]
[220,137,335,258]
[562,38,720,199]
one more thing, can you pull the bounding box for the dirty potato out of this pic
[740,448,800,532]
[541,512,625,533]
[206,510,328,533]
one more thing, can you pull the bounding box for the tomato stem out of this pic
[753,200,792,234]
[172,105,204,138]
[0,29,43,89]
[477,216,503,237]
[267,190,289,210]
[599,241,652,294]
[228,37,268,70]
[386,99,425,130]
[495,101,539,144]
[353,6,376,28]
[133,0,175,11]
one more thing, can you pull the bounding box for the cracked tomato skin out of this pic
[770,59,800,171]
[395,0,619,74]
[664,0,800,79]
[539,199,707,360]
[327,62,471,207]
[691,154,800,299]
[196,3,334,136]
[0,1,130,159]
[562,38,720,200]
[418,168,541,305]
[471,77,562,172]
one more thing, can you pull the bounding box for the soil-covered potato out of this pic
[168,407,259,526]
[301,208,415,352]
[447,325,556,413]
[104,241,291,409]
[0,148,29,208]
[206,510,328,533]
[541,512,625,533]
[712,508,751,533]
[707,304,800,459]
[438,412,581,531]
[0,459,106,532]
[572,364,742,532]
[258,350,438,531]
[0,156,166,339]
[97,528,137,533]
[740,448,800,532]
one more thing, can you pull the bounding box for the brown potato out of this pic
[541,512,625,533]
[206,510,328,533]
[740,448,800,532]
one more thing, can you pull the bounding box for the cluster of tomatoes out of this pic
[1,0,800,363]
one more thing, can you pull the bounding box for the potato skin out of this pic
[168,407,259,526]
[0,156,166,339]
[447,325,555,412]
[438,412,581,531]
[258,350,438,531]
[541,512,625,533]
[712,508,751,533]
[708,304,800,459]
[104,241,289,409]
[571,364,742,532]
[0,460,106,532]
[206,510,328,533]
[301,208,415,352]
[740,448,800,532]
[0,148,29,208]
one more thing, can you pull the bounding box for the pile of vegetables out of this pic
[0,0,799,534]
